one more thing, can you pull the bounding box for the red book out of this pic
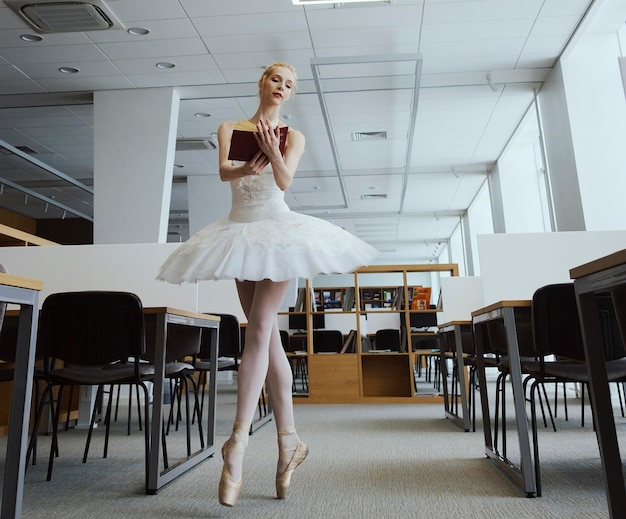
[228,126,289,162]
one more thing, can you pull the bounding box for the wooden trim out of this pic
[0,272,43,291]
[0,223,59,246]
[356,263,459,276]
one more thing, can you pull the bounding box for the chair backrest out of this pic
[375,328,401,351]
[199,313,241,360]
[279,330,292,352]
[313,330,343,353]
[532,283,585,361]
[38,291,146,366]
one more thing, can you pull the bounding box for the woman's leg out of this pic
[222,279,289,482]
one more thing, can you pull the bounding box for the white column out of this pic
[93,88,180,244]
[538,1,626,232]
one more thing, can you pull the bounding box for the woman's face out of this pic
[259,66,295,104]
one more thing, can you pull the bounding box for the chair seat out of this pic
[524,358,626,382]
[49,365,139,385]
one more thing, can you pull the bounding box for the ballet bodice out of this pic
[229,166,290,223]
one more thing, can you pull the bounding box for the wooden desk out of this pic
[144,307,220,494]
[438,321,472,432]
[472,300,537,497]
[570,249,626,518]
[0,273,42,519]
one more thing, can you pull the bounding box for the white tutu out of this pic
[158,165,378,283]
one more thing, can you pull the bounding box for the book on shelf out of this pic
[340,329,357,353]
[294,286,317,312]
[294,288,306,312]
[342,287,355,311]
[411,286,432,310]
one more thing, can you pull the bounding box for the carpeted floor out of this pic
[2,377,623,518]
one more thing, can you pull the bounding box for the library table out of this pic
[144,307,220,494]
[0,273,42,519]
[472,300,537,498]
[570,249,626,519]
[438,321,472,432]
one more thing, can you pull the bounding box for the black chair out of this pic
[30,291,151,486]
[374,329,401,351]
[194,314,242,425]
[524,283,626,496]
[313,330,343,353]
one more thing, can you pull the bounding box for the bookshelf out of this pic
[281,263,459,404]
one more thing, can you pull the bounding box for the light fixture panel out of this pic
[292,0,386,5]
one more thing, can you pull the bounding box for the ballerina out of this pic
[158,62,377,507]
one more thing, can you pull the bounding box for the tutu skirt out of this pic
[157,210,378,283]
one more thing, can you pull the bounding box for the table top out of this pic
[438,320,472,329]
[143,307,220,321]
[0,272,43,291]
[471,300,531,320]
[570,248,626,279]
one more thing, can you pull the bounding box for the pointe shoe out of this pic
[276,440,309,499]
[219,439,245,507]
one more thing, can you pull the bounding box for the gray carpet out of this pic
[2,379,621,518]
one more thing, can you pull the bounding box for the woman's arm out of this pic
[218,121,269,182]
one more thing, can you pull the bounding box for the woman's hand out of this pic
[241,150,270,176]
[254,118,282,162]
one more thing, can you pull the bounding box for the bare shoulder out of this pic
[218,120,236,134]
[287,127,305,144]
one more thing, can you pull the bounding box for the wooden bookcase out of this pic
[281,263,459,404]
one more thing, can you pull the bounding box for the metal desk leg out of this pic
[474,323,494,451]
[1,294,38,519]
[576,287,625,518]
[454,325,471,432]
[502,307,537,497]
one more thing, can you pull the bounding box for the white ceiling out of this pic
[0,0,598,262]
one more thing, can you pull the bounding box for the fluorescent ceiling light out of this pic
[292,0,386,5]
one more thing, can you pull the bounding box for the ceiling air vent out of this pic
[361,193,387,200]
[5,1,123,33]
[175,139,217,152]
[351,131,387,141]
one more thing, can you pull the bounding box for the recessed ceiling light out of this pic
[127,27,150,36]
[194,113,211,118]
[156,62,176,69]
[20,34,43,42]
[59,67,79,74]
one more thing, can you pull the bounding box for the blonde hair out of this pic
[258,62,298,96]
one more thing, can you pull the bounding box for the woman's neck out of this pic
[249,108,280,126]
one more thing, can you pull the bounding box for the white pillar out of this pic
[538,1,626,232]
[93,88,180,244]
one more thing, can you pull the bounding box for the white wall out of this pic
[477,231,626,304]
[562,31,626,231]
[439,276,484,323]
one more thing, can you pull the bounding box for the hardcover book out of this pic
[228,126,288,162]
